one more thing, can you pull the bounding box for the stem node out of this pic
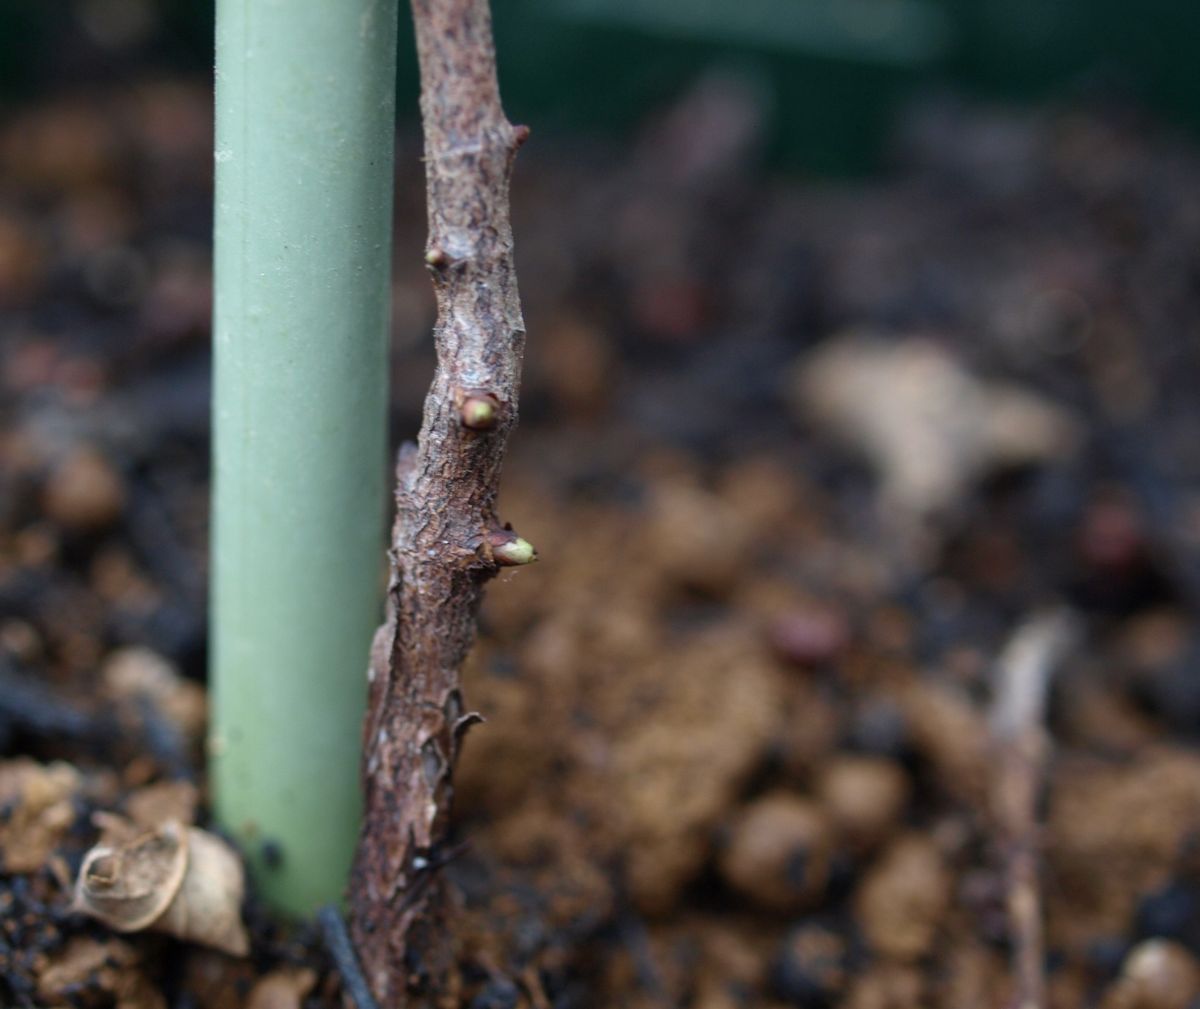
[459,392,501,431]
[488,528,537,567]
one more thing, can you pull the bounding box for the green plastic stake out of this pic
[210,0,399,915]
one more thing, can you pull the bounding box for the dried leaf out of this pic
[0,757,81,872]
[75,816,250,956]
[245,966,318,1009]
[76,818,189,930]
[102,646,207,741]
[154,825,250,956]
[37,936,137,1001]
[37,935,165,1009]
[793,333,1079,543]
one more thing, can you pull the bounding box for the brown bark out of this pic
[349,0,529,1004]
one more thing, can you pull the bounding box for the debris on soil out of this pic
[37,935,164,1009]
[815,755,910,854]
[1100,939,1200,1009]
[244,965,318,1009]
[718,792,833,912]
[41,446,127,532]
[74,816,250,956]
[793,332,1080,553]
[1047,749,1200,947]
[0,759,84,874]
[854,833,952,961]
[5,65,1200,1009]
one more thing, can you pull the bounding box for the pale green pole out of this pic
[211,0,399,915]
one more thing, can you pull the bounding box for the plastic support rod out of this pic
[211,0,399,915]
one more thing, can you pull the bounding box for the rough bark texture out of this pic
[349,1,528,1004]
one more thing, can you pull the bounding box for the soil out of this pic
[5,72,1200,1009]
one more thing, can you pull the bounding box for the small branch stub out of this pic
[489,529,537,566]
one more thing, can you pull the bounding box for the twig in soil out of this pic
[988,609,1077,1009]
[318,905,381,1009]
[348,0,531,1004]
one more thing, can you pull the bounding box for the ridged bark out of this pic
[349,1,529,1003]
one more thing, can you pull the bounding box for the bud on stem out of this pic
[459,392,501,431]
[488,528,536,566]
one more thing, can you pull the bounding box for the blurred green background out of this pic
[0,0,1194,174]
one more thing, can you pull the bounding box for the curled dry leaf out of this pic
[78,818,189,930]
[74,816,250,956]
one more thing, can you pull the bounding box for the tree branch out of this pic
[349,1,530,1003]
